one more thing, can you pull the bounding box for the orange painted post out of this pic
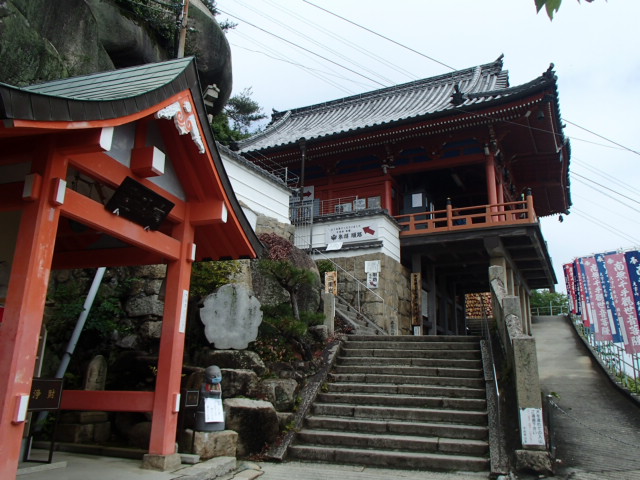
[485,152,498,222]
[446,198,453,230]
[0,147,67,479]
[526,189,536,222]
[146,216,195,464]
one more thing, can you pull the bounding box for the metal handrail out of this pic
[480,294,501,429]
[310,247,395,335]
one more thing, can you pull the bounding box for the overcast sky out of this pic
[219,0,640,292]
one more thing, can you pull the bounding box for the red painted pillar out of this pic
[384,179,393,215]
[147,216,195,458]
[485,152,498,221]
[0,147,67,479]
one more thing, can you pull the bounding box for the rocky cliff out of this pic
[0,0,231,113]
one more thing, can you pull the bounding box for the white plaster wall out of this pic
[221,152,291,225]
[297,214,401,263]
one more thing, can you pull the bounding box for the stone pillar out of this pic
[426,263,437,335]
[322,291,335,336]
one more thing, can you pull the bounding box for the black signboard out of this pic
[184,390,200,408]
[28,378,63,412]
[106,177,175,231]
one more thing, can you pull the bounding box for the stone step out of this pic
[333,365,483,378]
[328,373,485,388]
[337,356,483,369]
[344,341,480,350]
[327,382,487,399]
[340,348,482,359]
[304,415,488,440]
[296,429,489,456]
[288,444,488,472]
[311,403,487,425]
[316,392,486,410]
[347,335,482,342]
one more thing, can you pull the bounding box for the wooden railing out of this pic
[396,194,537,236]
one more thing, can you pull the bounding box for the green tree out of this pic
[530,289,568,314]
[535,0,595,19]
[211,88,266,146]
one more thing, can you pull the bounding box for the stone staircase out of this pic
[288,335,489,472]
[334,295,385,335]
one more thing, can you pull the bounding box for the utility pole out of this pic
[177,0,190,58]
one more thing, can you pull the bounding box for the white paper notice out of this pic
[520,408,545,446]
[204,397,224,423]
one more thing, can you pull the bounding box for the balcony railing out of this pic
[396,195,537,236]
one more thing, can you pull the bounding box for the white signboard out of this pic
[367,272,379,289]
[326,222,378,244]
[520,408,545,446]
[365,260,381,273]
[179,289,189,333]
[204,397,224,423]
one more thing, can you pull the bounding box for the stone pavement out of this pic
[533,315,640,480]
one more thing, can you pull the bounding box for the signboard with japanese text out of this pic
[325,222,378,245]
[325,271,338,295]
[28,378,63,411]
[520,408,545,446]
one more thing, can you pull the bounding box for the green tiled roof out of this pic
[23,57,194,101]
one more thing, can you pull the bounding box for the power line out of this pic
[261,0,419,81]
[232,0,397,86]
[572,171,640,207]
[572,209,639,246]
[564,119,640,157]
[302,0,456,71]
[217,7,388,88]
[572,158,638,199]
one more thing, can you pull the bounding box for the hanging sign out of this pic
[326,222,378,244]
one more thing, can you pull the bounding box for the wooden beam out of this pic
[60,189,181,261]
[61,390,154,412]
[68,152,187,224]
[52,248,164,270]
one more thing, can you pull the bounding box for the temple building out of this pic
[237,55,570,336]
[0,57,263,477]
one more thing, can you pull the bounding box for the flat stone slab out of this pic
[170,456,236,480]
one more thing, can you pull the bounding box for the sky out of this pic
[217,0,640,292]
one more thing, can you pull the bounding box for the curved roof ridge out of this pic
[272,56,506,119]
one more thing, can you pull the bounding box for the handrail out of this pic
[480,294,501,428]
[395,195,537,236]
[310,247,394,335]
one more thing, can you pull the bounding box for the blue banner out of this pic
[595,253,623,343]
[624,251,640,331]
[573,260,582,316]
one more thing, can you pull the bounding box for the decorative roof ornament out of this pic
[451,85,465,106]
[156,99,205,154]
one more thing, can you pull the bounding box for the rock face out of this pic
[0,0,231,112]
[200,284,263,350]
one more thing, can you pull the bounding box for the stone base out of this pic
[180,429,238,460]
[141,452,182,471]
[515,449,553,475]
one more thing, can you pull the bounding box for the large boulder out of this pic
[223,398,279,457]
[258,378,298,412]
[0,0,232,113]
[220,368,259,398]
[196,349,267,376]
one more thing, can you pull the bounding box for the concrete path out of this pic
[533,315,640,480]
